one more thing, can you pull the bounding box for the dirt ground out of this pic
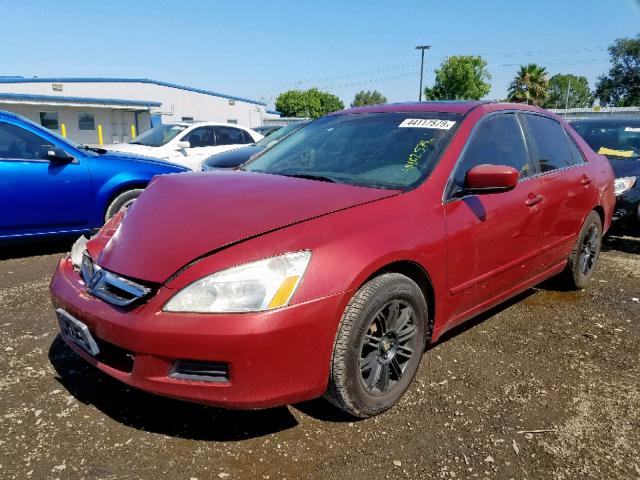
[1,236,639,480]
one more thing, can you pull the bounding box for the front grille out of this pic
[94,337,135,373]
[170,360,229,383]
[81,254,152,307]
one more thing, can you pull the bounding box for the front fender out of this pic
[163,191,448,328]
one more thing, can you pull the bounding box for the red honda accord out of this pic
[50,102,615,418]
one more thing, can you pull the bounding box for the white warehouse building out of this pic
[0,77,280,145]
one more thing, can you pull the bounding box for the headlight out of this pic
[164,251,311,313]
[70,235,88,270]
[614,176,637,196]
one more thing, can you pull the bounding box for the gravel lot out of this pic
[1,236,639,479]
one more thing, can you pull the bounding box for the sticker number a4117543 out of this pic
[398,118,456,130]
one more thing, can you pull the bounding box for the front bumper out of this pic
[610,186,640,235]
[50,257,349,409]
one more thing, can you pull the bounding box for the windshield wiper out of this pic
[280,173,337,183]
[79,145,107,154]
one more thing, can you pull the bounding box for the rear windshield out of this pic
[572,121,640,159]
[244,112,461,190]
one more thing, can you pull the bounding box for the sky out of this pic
[1,0,638,108]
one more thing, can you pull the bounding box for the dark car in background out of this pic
[202,121,310,170]
[0,110,188,242]
[253,125,283,137]
[571,118,640,235]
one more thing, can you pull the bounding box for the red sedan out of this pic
[50,102,615,418]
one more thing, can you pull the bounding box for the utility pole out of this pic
[564,77,572,118]
[415,45,431,101]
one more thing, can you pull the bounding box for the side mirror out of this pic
[176,141,190,149]
[46,147,75,163]
[464,164,519,194]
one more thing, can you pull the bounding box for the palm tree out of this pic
[508,64,549,106]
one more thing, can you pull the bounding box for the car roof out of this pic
[0,109,23,120]
[332,101,551,116]
[334,101,485,115]
[167,121,257,131]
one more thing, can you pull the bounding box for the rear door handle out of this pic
[525,193,544,207]
[581,175,593,185]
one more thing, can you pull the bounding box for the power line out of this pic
[250,46,610,102]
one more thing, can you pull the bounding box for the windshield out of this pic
[244,112,461,189]
[572,121,640,159]
[129,124,187,147]
[255,122,309,148]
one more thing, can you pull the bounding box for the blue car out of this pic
[0,111,188,241]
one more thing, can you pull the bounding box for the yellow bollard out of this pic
[60,123,67,138]
[130,124,136,138]
[97,125,103,145]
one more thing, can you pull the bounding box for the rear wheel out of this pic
[325,273,427,418]
[559,211,603,289]
[104,189,143,222]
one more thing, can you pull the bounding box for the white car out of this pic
[104,122,264,170]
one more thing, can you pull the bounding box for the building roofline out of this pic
[0,77,267,106]
[0,92,162,108]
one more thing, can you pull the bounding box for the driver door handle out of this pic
[525,193,544,207]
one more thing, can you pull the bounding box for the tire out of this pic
[104,189,143,222]
[559,211,603,290]
[325,273,427,418]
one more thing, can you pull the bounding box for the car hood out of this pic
[103,142,165,156]
[90,170,399,283]
[606,156,640,177]
[96,150,186,169]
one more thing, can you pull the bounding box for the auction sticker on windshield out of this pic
[399,119,456,129]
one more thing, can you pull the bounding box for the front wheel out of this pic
[559,211,603,289]
[325,273,427,418]
[104,189,143,222]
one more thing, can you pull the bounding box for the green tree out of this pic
[507,64,549,106]
[274,90,308,117]
[351,90,387,107]
[544,74,593,109]
[275,88,345,118]
[424,55,491,101]
[595,34,640,106]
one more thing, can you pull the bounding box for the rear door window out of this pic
[215,126,249,145]
[522,114,577,173]
[566,135,586,165]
